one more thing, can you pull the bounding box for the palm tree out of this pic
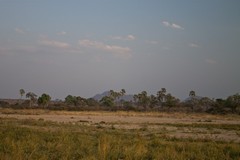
[138,91,149,110]
[120,89,126,97]
[157,88,166,106]
[119,89,126,106]
[26,92,37,108]
[149,94,158,108]
[109,90,116,99]
[109,90,121,106]
[188,90,197,111]
[19,89,25,99]
[133,94,138,103]
[189,90,196,98]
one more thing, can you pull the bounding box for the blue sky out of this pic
[0,0,240,100]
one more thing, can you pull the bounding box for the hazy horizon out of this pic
[0,0,240,100]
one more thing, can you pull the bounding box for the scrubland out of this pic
[0,108,240,159]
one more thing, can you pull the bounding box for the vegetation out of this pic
[1,89,239,159]
[0,88,240,114]
[25,92,37,108]
[38,93,51,108]
[19,89,25,99]
[0,118,239,160]
[100,96,114,107]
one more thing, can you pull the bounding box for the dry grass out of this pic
[1,108,240,143]
[0,117,240,159]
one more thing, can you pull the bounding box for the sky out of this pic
[0,0,240,100]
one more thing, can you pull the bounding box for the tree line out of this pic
[0,88,239,114]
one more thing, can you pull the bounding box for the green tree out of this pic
[65,95,87,106]
[38,93,51,108]
[109,90,117,100]
[100,96,114,107]
[109,90,122,106]
[65,95,77,106]
[76,96,87,106]
[26,92,37,108]
[165,93,179,108]
[19,89,25,99]
[149,94,158,108]
[199,97,214,109]
[157,88,167,107]
[225,93,240,113]
[138,91,150,110]
[86,98,99,106]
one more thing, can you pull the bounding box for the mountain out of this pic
[183,96,203,102]
[92,91,110,101]
[92,91,134,102]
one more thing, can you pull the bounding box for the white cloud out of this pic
[171,23,184,30]
[15,28,25,34]
[127,35,135,40]
[112,34,136,41]
[162,21,170,27]
[79,39,131,58]
[189,43,200,48]
[57,31,67,35]
[39,39,70,49]
[205,59,217,64]
[162,21,184,30]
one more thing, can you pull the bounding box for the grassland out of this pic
[0,108,240,159]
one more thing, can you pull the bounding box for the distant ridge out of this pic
[183,96,203,102]
[92,91,110,101]
[92,91,134,102]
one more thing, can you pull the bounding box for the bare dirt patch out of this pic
[1,108,240,142]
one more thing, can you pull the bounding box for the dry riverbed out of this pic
[1,108,240,143]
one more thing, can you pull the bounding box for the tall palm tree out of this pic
[19,89,25,99]
[149,94,158,108]
[26,92,37,108]
[109,89,121,106]
[189,90,196,97]
[120,89,126,97]
[188,90,197,111]
[138,91,149,110]
[157,88,166,106]
[119,89,126,106]
[109,90,115,99]
[133,94,138,103]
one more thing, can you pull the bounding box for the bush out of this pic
[0,101,10,108]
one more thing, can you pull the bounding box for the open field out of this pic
[0,108,240,159]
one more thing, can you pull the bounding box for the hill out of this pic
[92,91,134,102]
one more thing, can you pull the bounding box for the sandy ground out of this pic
[0,109,239,124]
[1,109,240,142]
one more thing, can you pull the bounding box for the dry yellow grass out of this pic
[1,107,240,120]
[0,117,240,159]
[1,108,240,143]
